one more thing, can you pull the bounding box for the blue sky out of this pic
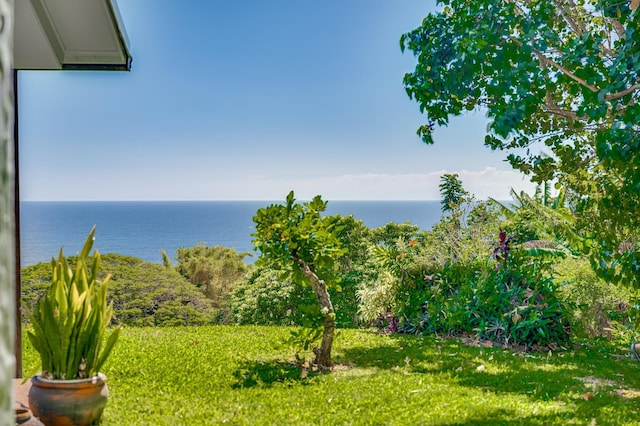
[18,0,535,201]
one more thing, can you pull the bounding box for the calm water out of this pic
[19,201,443,267]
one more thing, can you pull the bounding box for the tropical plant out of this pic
[174,244,250,321]
[401,0,640,285]
[490,188,582,254]
[555,256,637,340]
[439,173,468,213]
[252,191,346,369]
[26,227,120,380]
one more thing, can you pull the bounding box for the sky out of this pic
[18,0,537,201]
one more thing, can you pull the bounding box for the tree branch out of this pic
[604,84,640,101]
[553,0,585,36]
[608,17,626,41]
[543,104,582,121]
[512,36,600,93]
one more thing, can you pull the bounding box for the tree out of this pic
[401,0,640,284]
[252,191,346,370]
[174,244,250,321]
[439,173,468,213]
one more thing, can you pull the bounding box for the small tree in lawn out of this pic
[252,191,345,370]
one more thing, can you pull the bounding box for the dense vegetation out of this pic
[401,0,640,286]
[22,254,218,327]
[21,176,639,357]
[17,2,640,422]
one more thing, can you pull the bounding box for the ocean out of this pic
[19,201,444,267]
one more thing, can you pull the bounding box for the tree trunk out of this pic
[294,257,335,370]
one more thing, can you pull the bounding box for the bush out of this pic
[174,244,251,322]
[390,236,571,348]
[22,254,217,327]
[469,251,570,347]
[231,266,312,326]
[554,256,637,341]
[231,263,361,328]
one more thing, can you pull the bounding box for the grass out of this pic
[22,326,640,425]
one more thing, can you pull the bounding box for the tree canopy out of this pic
[401,0,640,284]
[252,191,346,369]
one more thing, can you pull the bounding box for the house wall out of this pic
[0,0,15,424]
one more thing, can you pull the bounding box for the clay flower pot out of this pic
[28,374,109,426]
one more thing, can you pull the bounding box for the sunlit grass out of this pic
[22,326,640,425]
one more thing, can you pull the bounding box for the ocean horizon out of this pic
[19,200,446,267]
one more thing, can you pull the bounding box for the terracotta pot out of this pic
[28,374,109,426]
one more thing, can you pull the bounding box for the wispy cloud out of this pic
[231,167,537,200]
[25,167,536,201]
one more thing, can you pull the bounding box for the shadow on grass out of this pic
[335,332,640,423]
[231,358,321,389]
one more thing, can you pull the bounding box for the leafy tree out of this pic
[370,222,420,247]
[253,192,346,369]
[401,0,640,284]
[233,215,378,329]
[327,215,376,326]
[439,173,468,213]
[174,244,250,322]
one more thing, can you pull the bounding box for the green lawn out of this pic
[23,326,640,425]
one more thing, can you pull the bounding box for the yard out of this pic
[22,325,640,425]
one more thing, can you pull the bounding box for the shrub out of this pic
[22,254,217,327]
[231,263,361,329]
[231,266,312,326]
[392,236,571,348]
[554,256,637,341]
[469,251,570,347]
[174,244,251,322]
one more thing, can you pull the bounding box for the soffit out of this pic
[14,0,132,71]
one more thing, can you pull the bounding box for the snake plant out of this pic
[27,226,120,380]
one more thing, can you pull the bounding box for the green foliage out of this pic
[174,244,250,322]
[20,325,640,424]
[276,326,325,363]
[402,0,640,285]
[439,173,468,212]
[329,215,381,326]
[357,193,502,333]
[369,222,420,247]
[360,181,570,347]
[106,254,217,326]
[356,270,400,323]
[491,188,581,252]
[253,192,346,288]
[400,249,571,347]
[23,254,217,327]
[253,191,346,368]
[234,215,374,329]
[26,227,120,380]
[231,265,314,326]
[555,256,638,341]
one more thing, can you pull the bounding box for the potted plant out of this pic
[26,226,120,426]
